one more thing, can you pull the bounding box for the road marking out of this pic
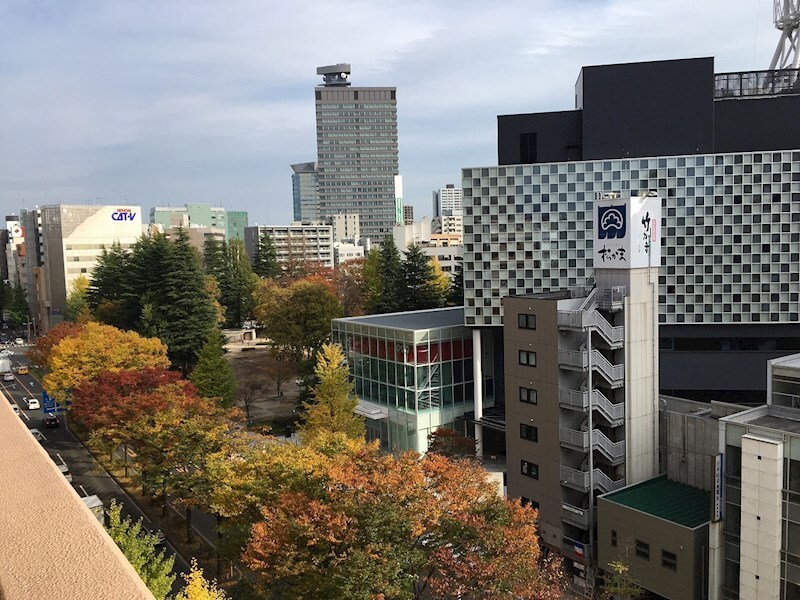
[78,485,89,498]
[20,406,29,421]
[56,452,67,467]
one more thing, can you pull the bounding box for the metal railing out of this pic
[558,308,624,348]
[559,349,625,386]
[561,503,591,529]
[559,427,625,464]
[714,68,800,99]
[560,465,625,493]
[595,286,627,311]
[559,387,625,425]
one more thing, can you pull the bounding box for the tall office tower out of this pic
[315,63,400,242]
[433,184,463,217]
[291,162,319,222]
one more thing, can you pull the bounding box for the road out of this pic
[2,343,191,585]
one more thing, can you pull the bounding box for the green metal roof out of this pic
[603,476,711,529]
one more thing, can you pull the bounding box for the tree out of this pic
[242,437,563,599]
[27,321,84,367]
[427,427,476,458]
[88,242,131,328]
[298,343,364,444]
[261,279,342,362]
[176,558,227,600]
[43,322,170,404]
[105,500,175,600]
[429,258,451,305]
[252,229,279,279]
[124,233,174,334]
[448,262,464,306]
[221,239,258,328]
[235,376,267,424]
[602,560,643,600]
[190,328,236,407]
[334,257,368,317]
[376,236,403,313]
[400,245,446,311]
[160,227,217,375]
[263,352,295,397]
[65,275,91,322]
[7,282,30,325]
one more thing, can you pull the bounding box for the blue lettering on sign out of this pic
[597,205,626,239]
[111,211,137,221]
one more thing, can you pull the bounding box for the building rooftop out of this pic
[722,404,800,435]
[334,307,465,331]
[0,398,154,599]
[771,352,800,371]
[602,475,710,529]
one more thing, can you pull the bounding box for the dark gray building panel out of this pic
[497,110,582,165]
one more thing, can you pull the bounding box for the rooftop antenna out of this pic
[770,0,800,69]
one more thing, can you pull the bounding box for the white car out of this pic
[3,372,13,382]
[0,350,10,358]
[10,403,19,416]
[25,397,40,410]
[14,338,24,346]
[29,428,45,441]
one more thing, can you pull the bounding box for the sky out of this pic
[0,0,781,226]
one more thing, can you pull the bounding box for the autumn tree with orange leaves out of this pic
[27,320,85,367]
[242,435,563,600]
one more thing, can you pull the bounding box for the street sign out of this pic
[42,391,67,414]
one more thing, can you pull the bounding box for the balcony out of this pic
[559,388,624,426]
[560,465,625,494]
[561,503,591,529]
[558,349,624,387]
[559,427,625,464]
[714,68,800,99]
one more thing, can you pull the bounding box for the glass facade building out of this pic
[331,308,479,453]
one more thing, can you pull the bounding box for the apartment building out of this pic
[243,222,334,270]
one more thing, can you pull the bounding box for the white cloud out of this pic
[0,0,782,222]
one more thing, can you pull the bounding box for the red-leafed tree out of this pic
[26,321,85,367]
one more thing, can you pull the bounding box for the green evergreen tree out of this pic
[123,234,174,333]
[88,242,131,327]
[160,227,217,375]
[65,275,90,322]
[377,236,403,313]
[222,239,257,328]
[363,248,383,314]
[252,229,279,279]
[105,500,176,600]
[400,244,445,311]
[8,282,30,325]
[448,262,464,306]
[190,328,237,407]
[299,343,364,444]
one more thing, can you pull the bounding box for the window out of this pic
[520,496,540,510]
[521,460,539,479]
[611,530,617,548]
[635,540,650,560]
[662,550,677,571]
[518,313,537,329]
[520,387,538,404]
[518,350,537,367]
[520,423,538,442]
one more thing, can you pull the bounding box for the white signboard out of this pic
[593,194,662,269]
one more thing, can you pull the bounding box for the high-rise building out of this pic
[315,63,400,242]
[291,162,319,222]
[21,205,143,332]
[463,57,800,404]
[150,203,248,241]
[326,213,360,243]
[433,184,463,217]
[244,223,334,270]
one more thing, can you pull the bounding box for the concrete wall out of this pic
[503,296,563,549]
[598,497,707,600]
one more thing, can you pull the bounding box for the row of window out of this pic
[610,531,677,571]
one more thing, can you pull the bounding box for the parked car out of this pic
[42,414,60,428]
[25,397,40,410]
[14,338,24,346]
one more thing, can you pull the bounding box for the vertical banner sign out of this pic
[593,194,662,269]
[42,391,55,414]
[713,453,724,522]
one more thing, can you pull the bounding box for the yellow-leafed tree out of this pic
[176,559,227,600]
[44,322,170,404]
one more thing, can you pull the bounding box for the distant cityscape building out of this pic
[432,214,463,243]
[148,220,226,255]
[244,222,334,270]
[291,162,319,222]
[432,184,463,217]
[150,203,248,241]
[315,63,400,241]
[19,205,142,332]
[393,219,431,251]
[325,213,360,243]
[334,242,364,265]
[403,205,414,225]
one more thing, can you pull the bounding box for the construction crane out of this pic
[770,0,800,69]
